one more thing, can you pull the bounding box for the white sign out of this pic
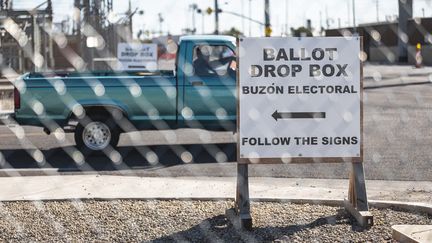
[238,37,361,160]
[117,43,158,70]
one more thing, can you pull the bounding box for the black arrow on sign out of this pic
[272,110,326,121]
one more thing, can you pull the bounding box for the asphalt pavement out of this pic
[0,64,432,181]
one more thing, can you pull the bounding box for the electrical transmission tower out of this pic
[0,0,12,10]
[72,0,116,69]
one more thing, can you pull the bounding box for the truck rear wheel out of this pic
[74,115,120,155]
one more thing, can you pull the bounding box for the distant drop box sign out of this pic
[117,43,157,70]
[238,37,362,163]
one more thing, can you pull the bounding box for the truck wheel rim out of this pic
[82,122,111,150]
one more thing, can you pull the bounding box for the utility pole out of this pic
[128,0,133,38]
[319,11,323,36]
[202,12,205,34]
[47,0,54,69]
[241,0,245,34]
[33,14,41,71]
[158,13,164,36]
[375,0,379,22]
[82,0,90,69]
[193,7,196,34]
[347,0,351,26]
[106,0,115,55]
[214,0,219,34]
[325,5,330,29]
[249,0,252,36]
[197,7,205,34]
[264,0,271,37]
[285,0,288,36]
[73,0,81,36]
[306,19,312,32]
[190,4,197,34]
[352,0,356,33]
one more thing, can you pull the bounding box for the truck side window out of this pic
[192,45,235,77]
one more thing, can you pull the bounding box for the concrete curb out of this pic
[363,72,432,80]
[369,200,432,215]
[364,81,432,90]
[0,168,164,177]
[1,196,430,216]
[392,225,432,243]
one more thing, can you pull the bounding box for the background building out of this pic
[326,17,432,65]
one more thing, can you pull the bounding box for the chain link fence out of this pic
[0,1,431,241]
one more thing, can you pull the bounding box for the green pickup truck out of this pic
[13,35,237,154]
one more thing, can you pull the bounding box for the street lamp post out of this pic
[195,7,206,34]
[190,4,198,34]
[264,0,271,37]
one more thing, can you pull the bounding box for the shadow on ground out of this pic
[0,143,236,171]
[151,209,360,242]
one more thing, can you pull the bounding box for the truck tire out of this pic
[74,114,120,155]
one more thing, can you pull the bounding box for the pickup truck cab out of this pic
[13,35,237,154]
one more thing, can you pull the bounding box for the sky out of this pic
[11,0,432,37]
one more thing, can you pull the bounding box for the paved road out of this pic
[1,76,432,180]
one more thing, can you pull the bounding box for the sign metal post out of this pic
[226,38,253,230]
[345,162,373,227]
[235,163,252,229]
[230,36,373,230]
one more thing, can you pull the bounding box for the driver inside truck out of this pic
[193,46,236,77]
[193,47,217,76]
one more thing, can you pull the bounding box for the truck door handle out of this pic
[190,81,204,86]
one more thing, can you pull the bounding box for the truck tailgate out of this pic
[0,81,14,116]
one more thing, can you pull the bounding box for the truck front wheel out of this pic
[74,115,120,155]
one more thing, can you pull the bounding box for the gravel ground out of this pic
[0,200,431,242]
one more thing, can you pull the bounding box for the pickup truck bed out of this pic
[16,71,178,129]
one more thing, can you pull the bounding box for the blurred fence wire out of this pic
[0,0,432,241]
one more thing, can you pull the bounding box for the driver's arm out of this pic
[209,56,234,66]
